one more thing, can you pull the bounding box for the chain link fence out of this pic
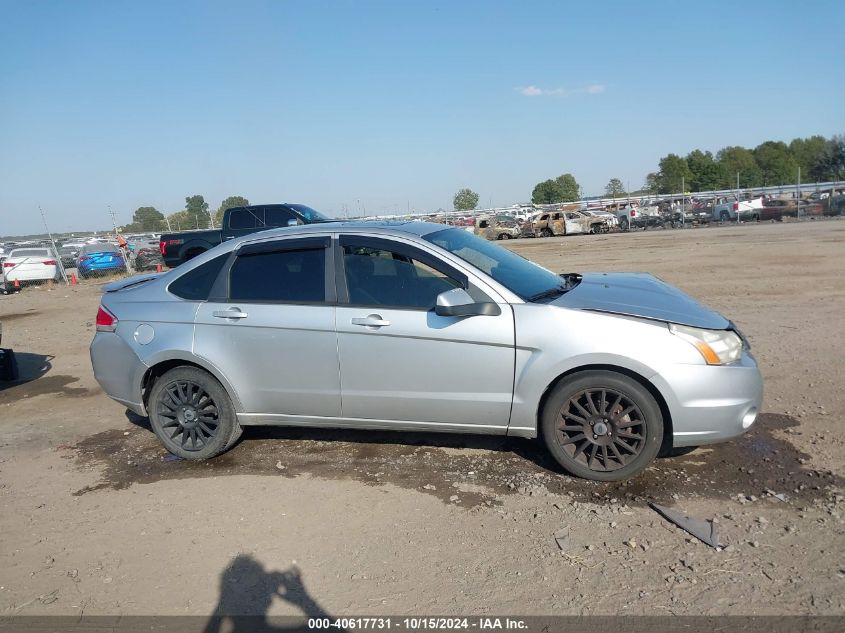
[1,238,164,294]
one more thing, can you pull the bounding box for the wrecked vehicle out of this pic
[524,210,614,237]
[91,222,763,482]
[474,215,521,240]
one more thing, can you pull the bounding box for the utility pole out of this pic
[39,206,68,285]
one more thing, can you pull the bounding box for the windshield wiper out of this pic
[528,285,568,303]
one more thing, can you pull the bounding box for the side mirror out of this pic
[287,219,300,227]
[435,288,501,317]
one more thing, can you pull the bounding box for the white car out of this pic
[2,248,61,284]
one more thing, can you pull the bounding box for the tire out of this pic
[720,211,730,223]
[541,228,553,238]
[619,217,629,231]
[148,366,242,460]
[541,370,664,481]
[498,233,511,240]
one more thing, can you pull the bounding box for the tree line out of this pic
[120,195,250,232]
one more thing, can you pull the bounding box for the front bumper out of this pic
[651,352,763,447]
[90,332,148,415]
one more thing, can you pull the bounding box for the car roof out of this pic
[235,220,449,245]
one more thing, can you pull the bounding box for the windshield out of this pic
[424,228,566,301]
[288,204,330,222]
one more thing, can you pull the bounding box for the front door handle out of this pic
[212,308,248,319]
[351,314,390,328]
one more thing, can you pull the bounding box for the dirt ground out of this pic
[0,220,843,618]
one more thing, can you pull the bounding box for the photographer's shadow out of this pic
[204,555,336,633]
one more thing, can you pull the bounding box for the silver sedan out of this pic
[90,222,762,481]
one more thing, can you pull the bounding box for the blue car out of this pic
[76,243,126,278]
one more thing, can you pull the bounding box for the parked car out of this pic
[760,199,824,222]
[2,247,60,285]
[522,211,567,237]
[76,243,126,278]
[90,222,763,482]
[159,203,331,268]
[713,196,764,222]
[58,245,80,269]
[474,215,521,240]
[131,241,165,271]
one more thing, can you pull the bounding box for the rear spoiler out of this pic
[102,272,165,293]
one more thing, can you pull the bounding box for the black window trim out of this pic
[335,234,470,311]
[208,236,334,305]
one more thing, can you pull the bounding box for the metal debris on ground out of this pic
[649,502,719,548]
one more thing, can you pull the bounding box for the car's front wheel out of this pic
[541,370,663,481]
[149,366,242,460]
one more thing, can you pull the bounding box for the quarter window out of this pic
[229,248,326,303]
[342,244,461,309]
[169,254,228,300]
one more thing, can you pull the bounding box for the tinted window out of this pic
[263,207,296,227]
[230,248,325,303]
[343,244,460,309]
[228,208,262,230]
[169,254,228,300]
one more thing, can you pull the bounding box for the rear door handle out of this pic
[212,308,248,319]
[351,314,390,328]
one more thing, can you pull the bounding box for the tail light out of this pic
[3,262,14,268]
[160,239,183,256]
[733,202,739,210]
[43,259,57,265]
[96,306,118,332]
[79,255,91,262]
[630,209,637,217]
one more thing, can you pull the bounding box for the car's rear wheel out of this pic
[541,370,663,481]
[541,228,553,238]
[619,217,629,231]
[149,366,242,460]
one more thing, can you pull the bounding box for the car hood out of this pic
[553,272,730,329]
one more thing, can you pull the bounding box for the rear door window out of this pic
[228,208,263,230]
[229,244,327,303]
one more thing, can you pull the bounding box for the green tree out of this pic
[531,179,561,204]
[809,135,845,182]
[555,173,580,201]
[656,154,693,194]
[184,195,211,229]
[605,178,626,197]
[453,188,480,211]
[166,210,191,231]
[214,195,250,226]
[685,150,722,192]
[753,141,799,186]
[789,136,828,178]
[716,146,762,189]
[643,172,660,195]
[131,206,165,231]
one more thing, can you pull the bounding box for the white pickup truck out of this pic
[713,196,764,222]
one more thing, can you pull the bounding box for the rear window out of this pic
[228,208,262,230]
[229,248,325,303]
[10,248,50,257]
[168,254,228,301]
[81,243,120,254]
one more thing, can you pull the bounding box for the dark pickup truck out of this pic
[159,203,331,268]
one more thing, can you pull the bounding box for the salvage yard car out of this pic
[2,247,61,285]
[473,215,521,240]
[90,222,763,481]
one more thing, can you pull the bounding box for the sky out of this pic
[1,0,843,236]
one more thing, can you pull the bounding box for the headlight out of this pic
[669,324,743,365]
